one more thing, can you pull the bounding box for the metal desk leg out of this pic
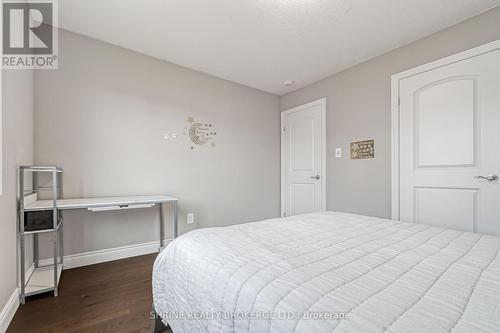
[52,169,59,297]
[58,173,64,265]
[173,200,178,239]
[20,235,26,305]
[53,229,58,297]
[19,168,26,305]
[159,203,165,252]
[34,233,39,268]
[60,219,64,265]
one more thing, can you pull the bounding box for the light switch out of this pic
[335,148,342,158]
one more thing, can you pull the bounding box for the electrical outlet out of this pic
[187,213,194,224]
[335,148,342,158]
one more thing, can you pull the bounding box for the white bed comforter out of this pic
[152,212,500,333]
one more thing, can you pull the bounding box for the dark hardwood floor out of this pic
[8,254,171,333]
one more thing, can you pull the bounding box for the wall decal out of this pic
[350,140,374,159]
[184,117,217,150]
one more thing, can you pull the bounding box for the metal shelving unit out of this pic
[19,166,64,304]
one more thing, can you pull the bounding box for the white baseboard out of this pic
[0,265,37,332]
[39,239,172,270]
[0,288,19,333]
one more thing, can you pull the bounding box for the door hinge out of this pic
[283,212,286,217]
[283,126,286,132]
[398,98,400,106]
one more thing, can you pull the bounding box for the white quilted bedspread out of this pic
[152,212,500,333]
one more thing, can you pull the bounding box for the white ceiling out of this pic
[59,0,500,95]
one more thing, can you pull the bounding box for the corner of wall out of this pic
[0,69,36,332]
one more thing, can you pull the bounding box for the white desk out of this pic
[24,194,178,249]
[19,166,179,304]
[21,194,177,303]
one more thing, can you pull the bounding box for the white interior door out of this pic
[398,46,500,236]
[281,99,326,217]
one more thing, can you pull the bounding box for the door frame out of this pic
[391,39,500,220]
[281,98,327,217]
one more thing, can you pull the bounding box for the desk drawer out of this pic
[24,211,54,232]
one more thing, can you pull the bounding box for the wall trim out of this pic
[281,98,327,217]
[39,240,172,270]
[0,265,36,332]
[390,38,500,220]
[0,288,19,333]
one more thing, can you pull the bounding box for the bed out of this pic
[152,212,500,333]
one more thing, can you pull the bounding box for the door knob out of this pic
[311,175,321,180]
[474,175,499,182]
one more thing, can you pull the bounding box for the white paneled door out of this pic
[396,43,500,236]
[281,99,326,217]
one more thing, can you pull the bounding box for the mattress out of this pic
[152,212,500,333]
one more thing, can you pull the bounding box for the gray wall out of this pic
[281,7,500,219]
[34,29,281,258]
[0,71,34,313]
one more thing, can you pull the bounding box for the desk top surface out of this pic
[24,195,177,211]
